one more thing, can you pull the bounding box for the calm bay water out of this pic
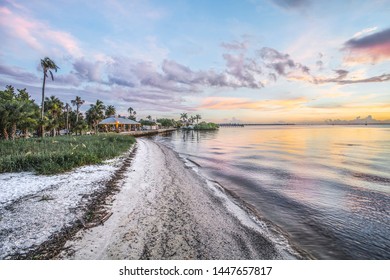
[155,125,390,259]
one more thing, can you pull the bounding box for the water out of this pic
[154,125,390,259]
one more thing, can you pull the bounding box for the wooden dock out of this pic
[218,123,245,127]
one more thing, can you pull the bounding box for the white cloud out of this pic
[353,26,378,38]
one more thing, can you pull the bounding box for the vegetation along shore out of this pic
[0,56,216,176]
[0,134,135,175]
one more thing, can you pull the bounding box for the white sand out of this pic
[0,151,129,259]
[60,138,301,259]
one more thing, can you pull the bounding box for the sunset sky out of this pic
[1,0,389,123]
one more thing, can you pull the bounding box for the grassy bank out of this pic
[0,134,136,175]
[194,122,219,130]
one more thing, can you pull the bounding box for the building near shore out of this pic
[142,122,161,130]
[98,117,141,132]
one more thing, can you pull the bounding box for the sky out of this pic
[1,0,389,123]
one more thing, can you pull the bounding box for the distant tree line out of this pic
[0,85,133,140]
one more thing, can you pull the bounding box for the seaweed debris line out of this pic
[59,138,302,259]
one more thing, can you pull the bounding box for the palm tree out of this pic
[180,113,188,122]
[86,99,106,133]
[5,100,23,140]
[147,115,152,121]
[0,85,15,140]
[127,107,137,120]
[71,96,84,123]
[69,110,86,135]
[0,86,39,140]
[195,114,202,124]
[105,105,116,117]
[40,57,59,136]
[17,88,39,138]
[64,103,70,132]
[45,95,63,136]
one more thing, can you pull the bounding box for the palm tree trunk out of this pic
[76,105,79,123]
[41,72,46,137]
[66,107,69,133]
[2,127,9,140]
[11,123,16,140]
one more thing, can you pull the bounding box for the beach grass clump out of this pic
[0,134,136,175]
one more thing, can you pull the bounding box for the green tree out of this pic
[69,110,87,135]
[129,111,137,121]
[71,96,85,124]
[16,88,39,138]
[40,57,59,137]
[157,118,176,128]
[195,114,202,124]
[0,86,15,140]
[0,86,39,140]
[180,113,188,122]
[44,95,64,136]
[86,99,106,133]
[194,121,219,130]
[105,105,116,118]
[128,107,136,120]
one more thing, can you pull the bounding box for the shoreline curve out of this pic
[59,138,303,260]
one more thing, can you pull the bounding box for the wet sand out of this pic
[59,138,300,259]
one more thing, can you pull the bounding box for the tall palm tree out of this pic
[127,107,133,116]
[71,96,84,123]
[147,115,152,121]
[40,57,59,136]
[64,103,70,132]
[195,114,202,124]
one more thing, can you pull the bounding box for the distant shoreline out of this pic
[218,123,390,126]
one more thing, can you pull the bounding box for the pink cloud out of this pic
[200,97,307,110]
[343,28,390,64]
[0,6,11,15]
[0,5,82,57]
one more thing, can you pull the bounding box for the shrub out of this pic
[194,122,219,130]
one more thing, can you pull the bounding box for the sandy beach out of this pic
[58,138,300,260]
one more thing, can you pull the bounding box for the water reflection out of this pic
[154,125,390,259]
[180,129,219,143]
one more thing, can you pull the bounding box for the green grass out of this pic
[0,134,136,175]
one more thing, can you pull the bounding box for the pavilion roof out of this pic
[98,117,140,125]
